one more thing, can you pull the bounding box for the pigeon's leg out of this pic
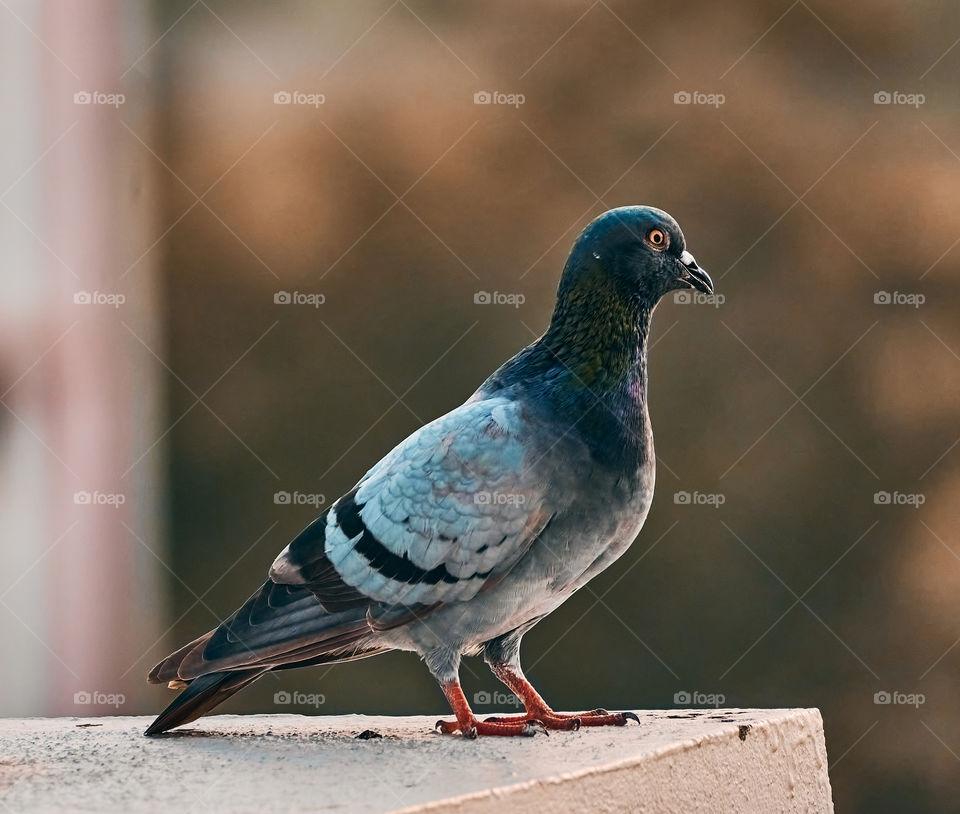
[434,679,548,737]
[482,634,639,730]
[428,648,546,737]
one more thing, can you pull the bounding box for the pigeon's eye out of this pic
[646,228,668,250]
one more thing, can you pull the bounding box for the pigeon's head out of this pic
[561,206,713,305]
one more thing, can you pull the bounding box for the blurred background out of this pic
[1,1,958,810]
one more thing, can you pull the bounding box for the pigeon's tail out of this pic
[145,578,382,735]
[148,580,376,684]
[145,668,268,736]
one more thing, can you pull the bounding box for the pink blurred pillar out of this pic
[0,0,166,715]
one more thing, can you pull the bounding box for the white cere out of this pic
[680,250,698,267]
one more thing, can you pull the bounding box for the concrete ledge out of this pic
[0,709,833,813]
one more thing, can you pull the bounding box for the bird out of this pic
[145,205,714,738]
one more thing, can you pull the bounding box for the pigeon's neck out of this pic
[534,266,654,470]
[541,268,652,394]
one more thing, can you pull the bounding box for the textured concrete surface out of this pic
[0,709,833,813]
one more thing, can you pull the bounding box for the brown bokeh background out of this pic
[160,2,960,811]
[2,1,959,811]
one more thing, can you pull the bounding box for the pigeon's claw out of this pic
[577,710,638,727]
[435,717,546,737]
[436,680,552,738]
[481,709,639,729]
[483,712,581,731]
[435,718,459,735]
[483,661,641,730]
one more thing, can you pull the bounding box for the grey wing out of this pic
[150,396,557,684]
[270,396,557,609]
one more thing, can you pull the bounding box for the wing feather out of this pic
[271,396,558,609]
[151,396,563,687]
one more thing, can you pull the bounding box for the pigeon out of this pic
[145,205,714,738]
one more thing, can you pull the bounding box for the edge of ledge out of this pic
[391,707,832,814]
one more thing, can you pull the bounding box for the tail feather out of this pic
[148,631,213,684]
[145,579,382,735]
[144,668,269,736]
[147,581,372,684]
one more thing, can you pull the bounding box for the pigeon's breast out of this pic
[549,459,655,593]
[380,407,656,653]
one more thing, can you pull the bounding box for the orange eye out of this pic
[646,228,668,249]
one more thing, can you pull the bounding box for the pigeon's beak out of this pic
[677,250,714,294]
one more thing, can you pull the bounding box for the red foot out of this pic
[434,717,548,738]
[435,680,550,738]
[483,707,640,730]
[434,674,640,738]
